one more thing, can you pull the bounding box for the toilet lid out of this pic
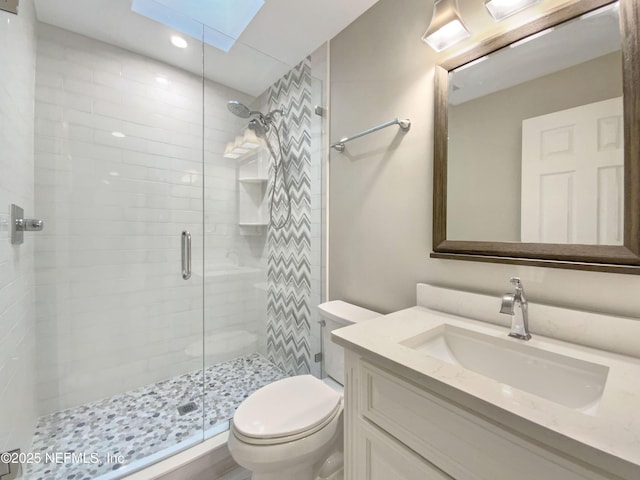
[233,375,342,439]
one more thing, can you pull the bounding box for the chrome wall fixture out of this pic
[422,0,470,52]
[422,0,541,52]
[331,117,411,153]
[10,204,44,245]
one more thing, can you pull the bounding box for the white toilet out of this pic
[227,301,381,480]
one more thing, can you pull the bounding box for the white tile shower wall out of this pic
[203,61,265,368]
[0,0,38,454]
[34,23,256,414]
[242,95,277,361]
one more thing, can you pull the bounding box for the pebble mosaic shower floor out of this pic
[26,354,287,480]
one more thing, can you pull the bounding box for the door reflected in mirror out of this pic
[446,2,622,245]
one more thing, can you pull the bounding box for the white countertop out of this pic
[332,306,640,479]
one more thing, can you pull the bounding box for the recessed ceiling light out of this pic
[112,131,126,138]
[171,35,188,49]
[156,75,170,85]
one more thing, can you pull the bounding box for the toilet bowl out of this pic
[227,301,381,480]
[228,375,343,480]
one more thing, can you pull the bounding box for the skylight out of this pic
[131,0,265,52]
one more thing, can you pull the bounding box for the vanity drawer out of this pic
[359,360,612,480]
[356,420,453,480]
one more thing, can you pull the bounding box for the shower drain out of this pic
[177,402,198,416]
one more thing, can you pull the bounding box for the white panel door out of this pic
[521,97,623,244]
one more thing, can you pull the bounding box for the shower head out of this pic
[227,100,253,118]
[228,99,281,139]
[228,100,286,121]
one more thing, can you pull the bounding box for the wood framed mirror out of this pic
[432,0,640,274]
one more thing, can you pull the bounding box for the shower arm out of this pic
[264,108,285,123]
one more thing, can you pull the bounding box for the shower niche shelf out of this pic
[238,177,268,184]
[238,150,269,236]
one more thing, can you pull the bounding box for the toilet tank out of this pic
[318,301,381,385]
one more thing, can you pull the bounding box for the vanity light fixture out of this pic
[422,0,470,52]
[223,142,241,159]
[239,129,263,149]
[223,129,263,159]
[485,0,540,22]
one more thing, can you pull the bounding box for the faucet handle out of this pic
[500,294,515,315]
[509,277,523,288]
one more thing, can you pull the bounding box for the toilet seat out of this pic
[232,402,342,445]
[232,375,342,445]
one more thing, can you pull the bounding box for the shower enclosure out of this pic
[0,0,327,478]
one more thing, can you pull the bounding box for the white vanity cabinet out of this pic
[344,351,619,480]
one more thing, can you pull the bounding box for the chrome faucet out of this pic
[499,277,531,341]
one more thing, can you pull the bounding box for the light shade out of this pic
[240,129,263,149]
[422,0,470,52]
[223,142,241,159]
[223,129,263,159]
[485,0,540,21]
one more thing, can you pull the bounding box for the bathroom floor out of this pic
[26,354,287,480]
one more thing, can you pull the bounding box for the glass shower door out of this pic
[29,9,206,479]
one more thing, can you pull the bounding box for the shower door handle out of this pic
[181,231,191,280]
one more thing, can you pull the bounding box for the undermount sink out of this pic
[400,324,609,414]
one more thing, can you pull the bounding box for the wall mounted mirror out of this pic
[432,0,640,274]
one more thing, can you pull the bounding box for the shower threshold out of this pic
[26,354,286,480]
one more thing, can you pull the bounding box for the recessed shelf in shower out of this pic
[238,149,269,234]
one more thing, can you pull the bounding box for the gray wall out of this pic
[448,52,622,242]
[328,0,640,320]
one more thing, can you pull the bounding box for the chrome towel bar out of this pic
[331,117,411,152]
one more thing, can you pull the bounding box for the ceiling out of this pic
[449,3,621,105]
[33,0,380,97]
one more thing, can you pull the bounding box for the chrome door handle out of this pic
[16,218,44,231]
[10,204,44,245]
[181,231,191,280]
